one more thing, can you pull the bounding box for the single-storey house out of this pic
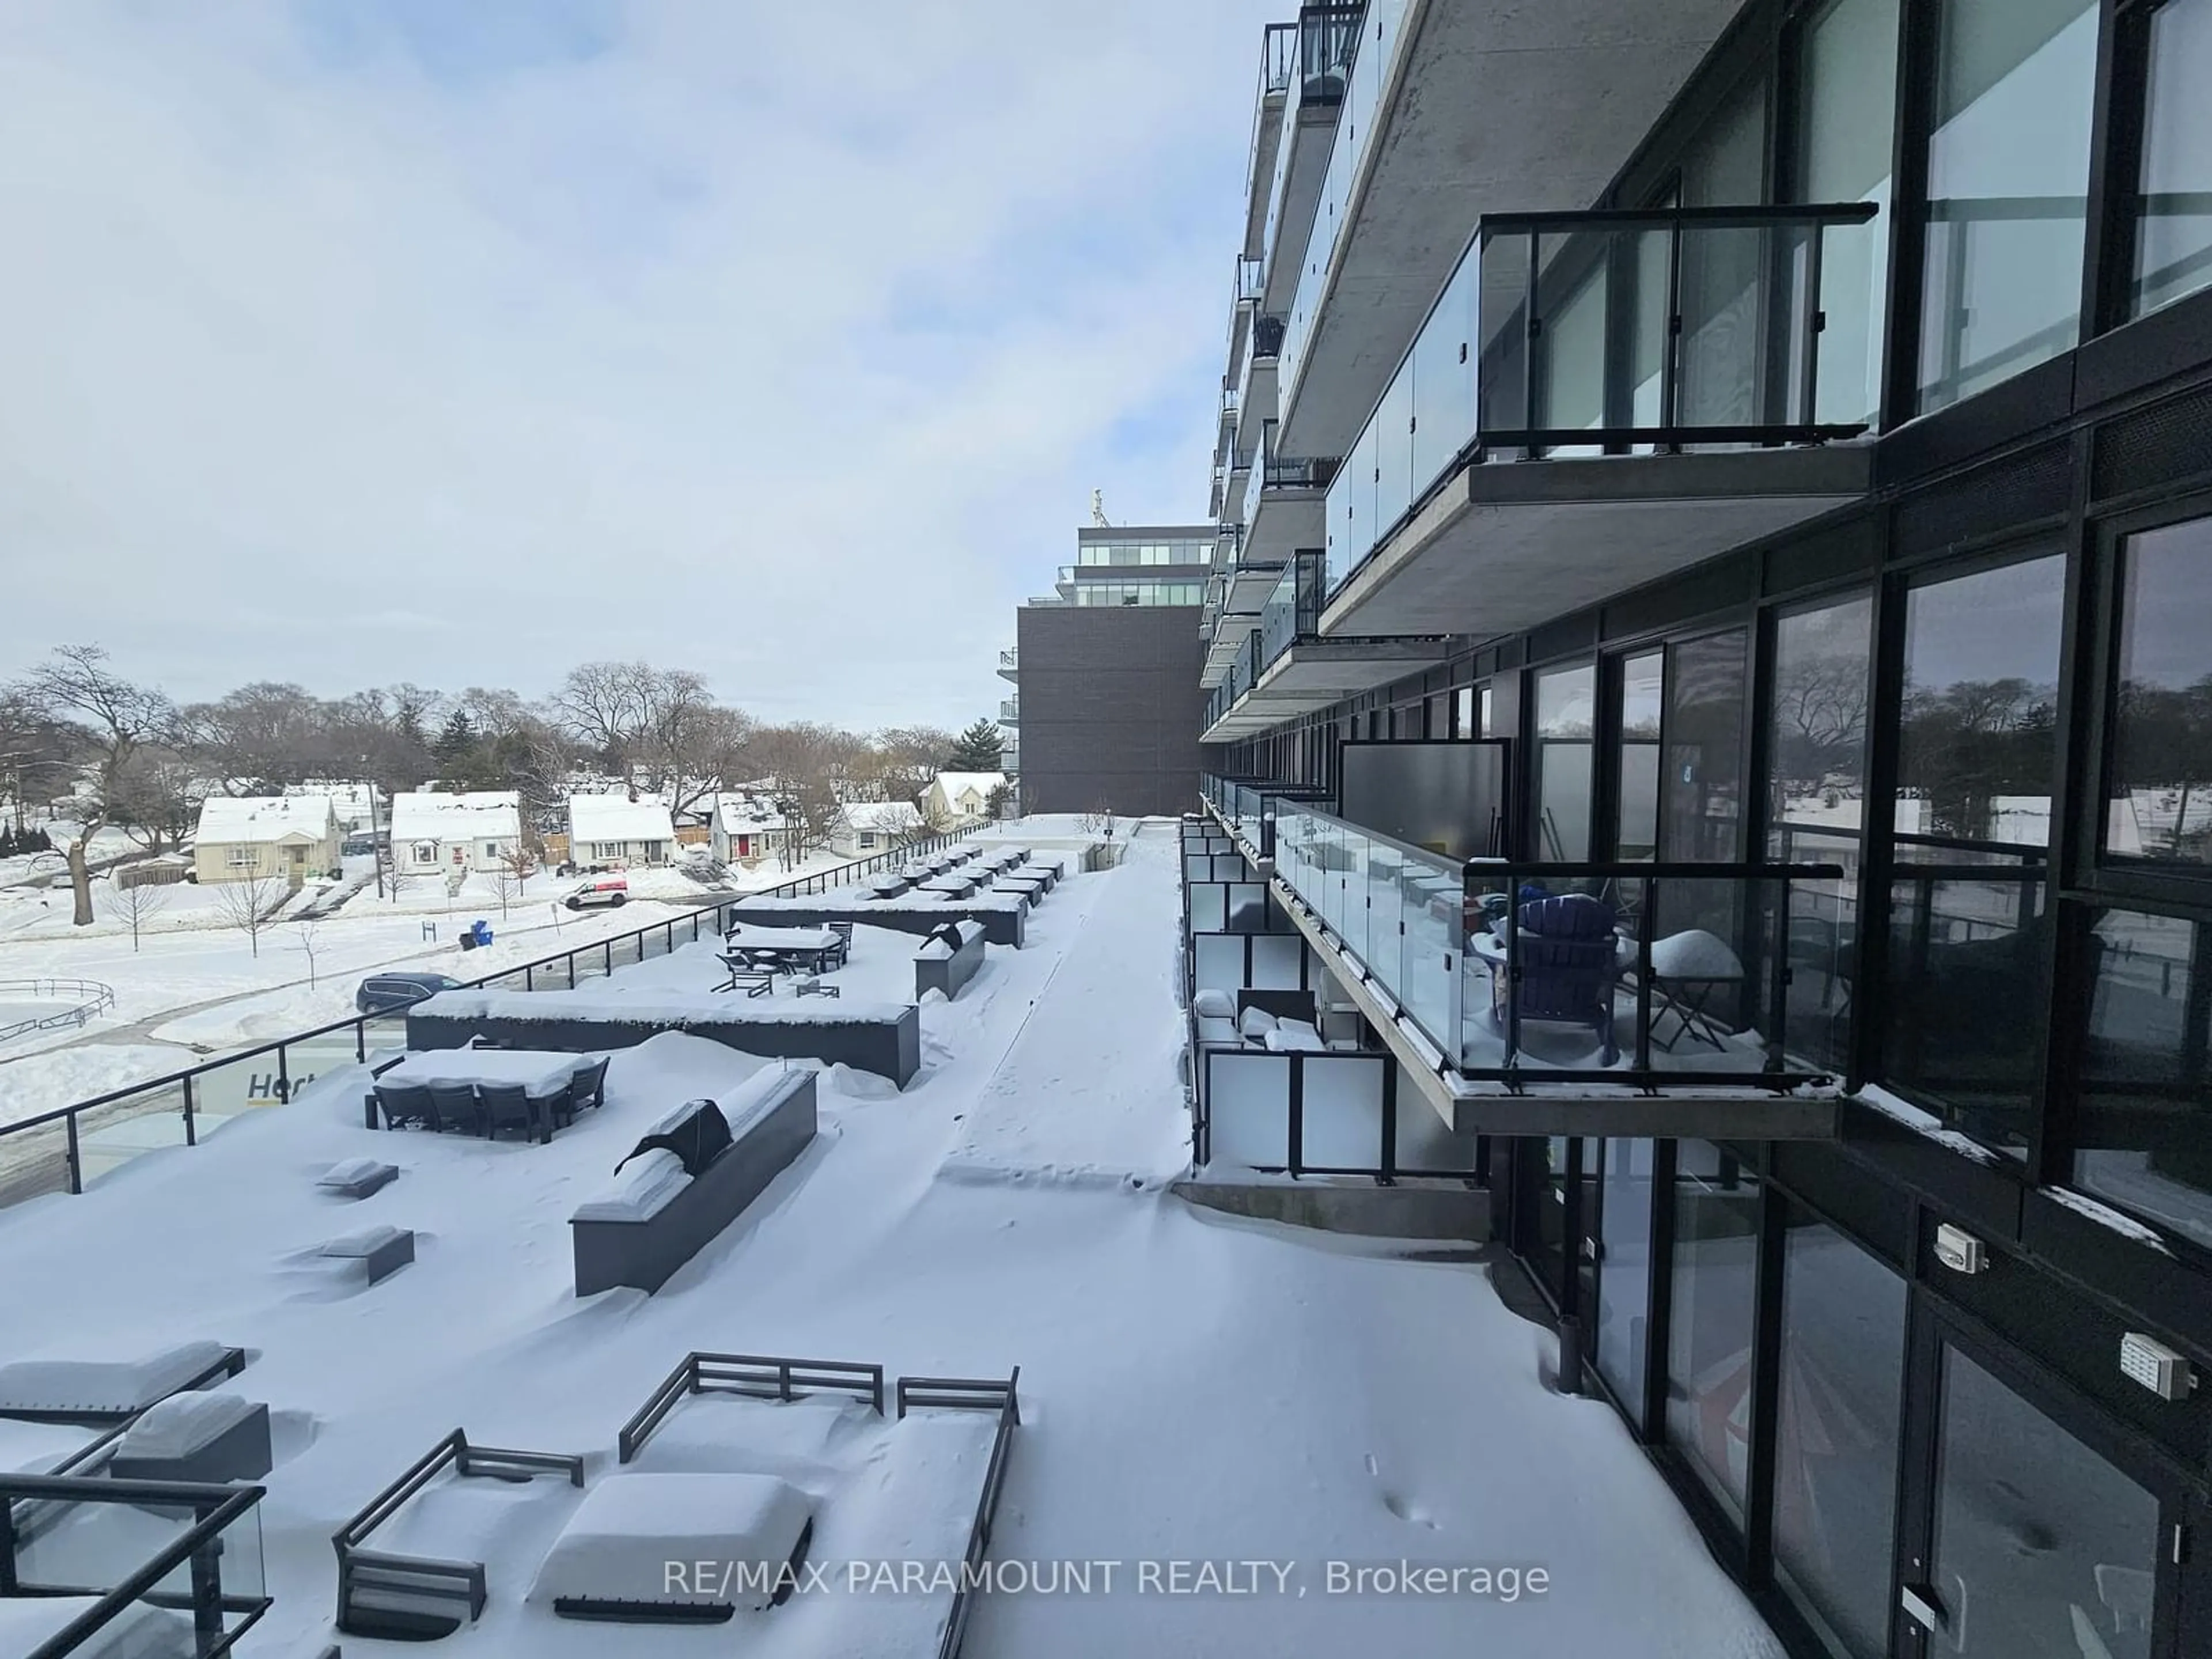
[569,793,677,868]
[830,800,925,858]
[388,791,524,877]
[923,771,1007,830]
[192,795,343,888]
[291,781,379,837]
[711,794,797,863]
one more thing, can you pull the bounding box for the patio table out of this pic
[373,1051,588,1141]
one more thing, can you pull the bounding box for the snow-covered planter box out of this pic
[914,922,987,1002]
[407,989,921,1087]
[0,1342,246,1427]
[867,873,910,898]
[528,1472,814,1621]
[108,1391,272,1484]
[571,1068,817,1297]
[728,896,1027,948]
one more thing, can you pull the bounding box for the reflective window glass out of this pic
[1795,0,1900,427]
[1918,0,2098,412]
[2105,516,2212,865]
[1665,1141,1760,1526]
[2134,0,2212,318]
[1536,665,1596,860]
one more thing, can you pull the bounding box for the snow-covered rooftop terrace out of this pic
[0,823,1784,1657]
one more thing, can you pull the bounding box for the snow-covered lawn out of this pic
[0,825,1781,1657]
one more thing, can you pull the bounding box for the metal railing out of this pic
[999,697,1019,722]
[1323,199,1881,595]
[6,1472,270,1658]
[0,978,116,1044]
[1244,795,1844,1093]
[1234,253,1264,305]
[997,646,1016,670]
[0,831,969,1209]
[897,1371,1021,1659]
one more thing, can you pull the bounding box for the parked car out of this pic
[565,876,629,911]
[354,971,464,1016]
[341,835,378,857]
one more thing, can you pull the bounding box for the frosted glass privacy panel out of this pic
[1188,884,1226,934]
[1206,1052,1291,1168]
[1298,1055,1388,1169]
[1192,933,1245,993]
[1250,932,1304,990]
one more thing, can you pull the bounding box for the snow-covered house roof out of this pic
[714,794,790,835]
[570,793,677,844]
[388,791,522,842]
[931,771,1006,804]
[843,801,923,835]
[193,795,336,845]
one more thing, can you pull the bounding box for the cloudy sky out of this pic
[0,0,1272,729]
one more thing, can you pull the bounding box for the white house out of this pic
[291,781,380,837]
[388,791,524,877]
[923,771,1006,830]
[710,794,796,864]
[191,796,343,888]
[830,800,925,858]
[569,793,677,868]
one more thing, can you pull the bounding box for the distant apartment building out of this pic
[1010,525,1214,818]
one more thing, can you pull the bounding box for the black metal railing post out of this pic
[1634,875,1656,1081]
[65,1112,81,1195]
[1660,207,1685,451]
[182,1075,196,1147]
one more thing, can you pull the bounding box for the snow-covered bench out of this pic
[570,1069,818,1297]
[914,921,988,1002]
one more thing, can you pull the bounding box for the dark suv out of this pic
[355,971,464,1016]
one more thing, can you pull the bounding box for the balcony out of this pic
[998,697,1018,725]
[996,647,1017,682]
[1199,554,1289,689]
[1225,253,1267,388]
[1253,5,1358,324]
[1320,202,1881,640]
[1240,23,1298,263]
[1201,551,1448,740]
[1203,786,1846,1138]
[1239,418,1333,566]
[1277,0,1760,457]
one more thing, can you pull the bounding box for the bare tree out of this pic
[749,722,846,866]
[112,871,171,951]
[211,866,291,957]
[292,917,324,986]
[552,660,658,783]
[108,744,202,855]
[1079,799,1119,839]
[14,645,178,926]
[490,843,535,917]
[180,681,320,790]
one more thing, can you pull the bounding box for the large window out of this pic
[1665,629,1748,862]
[1887,554,2065,1145]
[1664,1141,1760,1526]
[2070,908,2212,1251]
[2105,516,2212,866]
[1534,665,1596,860]
[1917,0,2099,412]
[1770,594,1873,1071]
[1794,0,1900,427]
[2133,0,2212,318]
[1616,652,1665,860]
[1593,1138,1656,1416]
[1772,1211,1907,1659]
[1678,75,1772,430]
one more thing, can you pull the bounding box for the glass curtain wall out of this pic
[1665,1141,1762,1527]
[1771,1211,1908,1659]
[1535,665,1598,860]
[2103,516,2212,867]
[1887,554,2065,1147]
[1616,652,1666,860]
[1593,1138,1657,1418]
[1917,0,2099,412]
[1677,75,1772,431]
[1770,594,1874,1070]
[2133,0,2212,318]
[1794,0,1900,427]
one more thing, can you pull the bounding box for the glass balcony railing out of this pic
[1281,0,1403,401]
[999,697,1018,722]
[1241,416,1335,531]
[998,647,1016,671]
[1209,776,1335,861]
[1256,550,1324,668]
[1320,200,1883,595]
[1248,794,1846,1092]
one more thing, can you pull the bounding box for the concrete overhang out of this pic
[1242,487,1324,567]
[1244,90,1287,261]
[1200,635,1452,741]
[1226,559,1289,612]
[1277,0,1749,459]
[1263,103,1338,315]
[1202,612,1264,688]
[1322,444,1874,639]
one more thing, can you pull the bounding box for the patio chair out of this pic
[428,1083,484,1137]
[1491,892,1622,1064]
[376,1082,437,1131]
[479,1082,538,1142]
[823,922,854,970]
[570,1056,611,1112]
[546,1077,581,1131]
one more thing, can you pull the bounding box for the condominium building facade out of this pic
[1188,5,2212,1657]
